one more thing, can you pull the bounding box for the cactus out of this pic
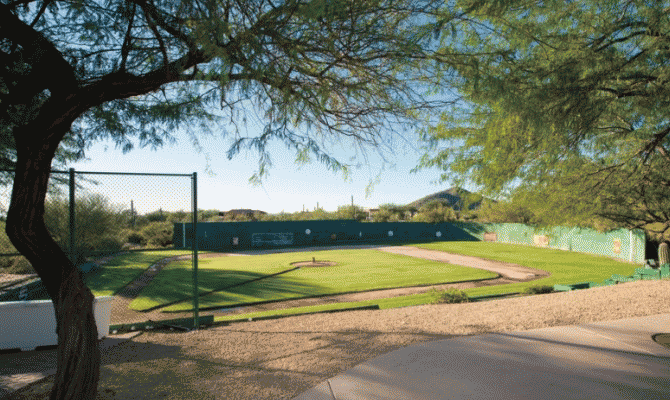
[659,242,670,266]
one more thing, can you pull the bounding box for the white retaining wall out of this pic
[0,296,113,351]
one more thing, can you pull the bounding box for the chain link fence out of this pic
[0,169,201,336]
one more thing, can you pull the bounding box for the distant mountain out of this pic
[406,187,489,211]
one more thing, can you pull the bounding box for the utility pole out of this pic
[351,195,354,219]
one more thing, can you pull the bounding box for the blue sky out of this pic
[59,126,470,216]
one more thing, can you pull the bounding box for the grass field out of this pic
[86,241,645,324]
[412,241,638,297]
[128,249,497,312]
[86,250,193,296]
[209,241,643,323]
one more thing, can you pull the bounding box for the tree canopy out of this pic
[417,0,670,236]
[1,0,455,181]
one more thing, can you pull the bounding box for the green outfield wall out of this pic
[460,223,646,264]
[173,221,645,264]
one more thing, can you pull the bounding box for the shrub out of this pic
[126,231,147,246]
[44,192,127,254]
[522,285,555,295]
[334,205,367,221]
[144,209,168,222]
[140,221,173,247]
[94,237,124,252]
[428,288,470,304]
[1,256,35,274]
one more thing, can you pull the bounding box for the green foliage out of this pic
[198,209,221,222]
[144,210,168,223]
[473,199,535,225]
[417,1,670,235]
[139,222,174,248]
[371,203,408,222]
[2,257,34,274]
[0,220,34,273]
[411,200,458,223]
[125,231,147,246]
[522,285,555,295]
[44,193,127,262]
[169,210,190,223]
[2,0,456,190]
[427,287,469,304]
[334,205,367,221]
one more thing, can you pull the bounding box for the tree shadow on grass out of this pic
[84,252,193,296]
[137,267,329,312]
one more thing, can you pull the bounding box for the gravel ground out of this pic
[6,279,670,400]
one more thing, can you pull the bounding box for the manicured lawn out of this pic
[98,242,643,325]
[86,250,193,296]
[130,249,497,312]
[211,242,643,323]
[409,241,638,297]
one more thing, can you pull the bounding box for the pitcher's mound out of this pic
[291,260,337,268]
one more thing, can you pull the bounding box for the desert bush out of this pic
[140,221,173,247]
[427,288,470,304]
[0,221,35,274]
[169,210,189,222]
[474,199,536,224]
[144,209,168,223]
[370,206,399,222]
[522,285,555,295]
[334,205,367,221]
[44,192,127,257]
[198,209,221,222]
[125,230,147,246]
[412,200,458,223]
[1,256,34,274]
[94,237,124,252]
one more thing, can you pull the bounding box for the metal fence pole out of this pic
[192,172,199,329]
[69,168,75,265]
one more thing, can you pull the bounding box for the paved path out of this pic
[293,313,670,400]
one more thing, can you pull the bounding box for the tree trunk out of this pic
[6,130,100,399]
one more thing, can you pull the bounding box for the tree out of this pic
[371,203,407,222]
[417,1,670,235]
[334,204,367,221]
[411,199,458,223]
[1,1,460,397]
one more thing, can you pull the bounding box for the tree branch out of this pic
[0,3,77,98]
[120,4,137,73]
[130,0,197,51]
[641,125,670,163]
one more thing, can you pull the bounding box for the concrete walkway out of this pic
[293,313,670,400]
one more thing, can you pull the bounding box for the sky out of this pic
[45,125,472,216]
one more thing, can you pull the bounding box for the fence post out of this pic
[192,172,199,329]
[69,168,75,265]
